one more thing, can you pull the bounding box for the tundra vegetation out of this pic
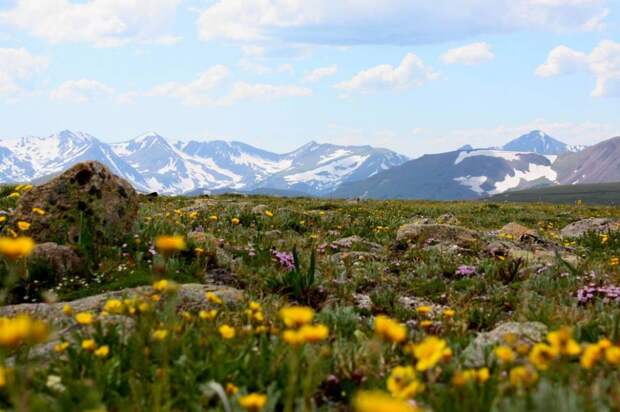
[1,164,620,412]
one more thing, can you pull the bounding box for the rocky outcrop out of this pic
[13,161,139,246]
[560,218,620,238]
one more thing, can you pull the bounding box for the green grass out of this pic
[1,194,620,411]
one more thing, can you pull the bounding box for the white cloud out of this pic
[238,59,294,75]
[197,0,610,46]
[441,42,495,65]
[220,82,312,105]
[0,48,48,98]
[303,66,338,83]
[147,65,311,106]
[536,40,620,97]
[147,65,230,106]
[50,79,115,103]
[0,0,181,47]
[335,53,438,93]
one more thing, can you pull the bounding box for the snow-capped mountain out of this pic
[502,130,585,155]
[0,131,151,191]
[333,147,559,200]
[0,130,409,195]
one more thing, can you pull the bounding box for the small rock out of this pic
[251,204,269,215]
[436,213,460,225]
[326,236,383,254]
[330,251,381,265]
[396,223,480,249]
[500,222,538,241]
[560,218,620,238]
[461,321,548,367]
[353,294,372,311]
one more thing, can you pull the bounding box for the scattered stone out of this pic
[353,293,372,311]
[13,161,139,246]
[461,321,548,367]
[325,235,383,254]
[251,204,269,215]
[436,213,460,225]
[560,218,620,238]
[32,242,83,277]
[396,223,480,249]
[500,222,538,242]
[330,251,381,265]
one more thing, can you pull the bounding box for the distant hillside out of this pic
[332,149,557,200]
[489,181,620,205]
[554,136,620,185]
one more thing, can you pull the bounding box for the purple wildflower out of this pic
[272,250,295,272]
[577,284,620,305]
[455,265,477,277]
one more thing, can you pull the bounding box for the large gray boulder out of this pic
[13,161,139,246]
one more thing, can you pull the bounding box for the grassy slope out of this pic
[489,182,620,205]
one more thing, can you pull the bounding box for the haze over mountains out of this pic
[0,129,617,199]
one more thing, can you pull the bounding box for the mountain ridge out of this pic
[0,130,409,196]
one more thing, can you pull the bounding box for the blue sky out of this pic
[0,0,619,157]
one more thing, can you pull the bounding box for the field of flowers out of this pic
[1,185,620,411]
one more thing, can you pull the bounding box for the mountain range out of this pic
[0,130,408,196]
[0,129,615,199]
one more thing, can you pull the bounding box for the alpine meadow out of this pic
[1,1,620,412]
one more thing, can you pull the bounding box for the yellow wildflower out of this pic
[152,279,178,293]
[94,345,109,358]
[32,207,46,216]
[209,215,218,222]
[0,315,49,348]
[17,221,30,231]
[509,366,539,388]
[581,343,604,369]
[353,391,419,412]
[387,366,424,399]
[75,312,95,325]
[265,210,273,217]
[547,327,581,356]
[8,192,20,199]
[54,342,70,353]
[231,217,240,225]
[605,346,620,366]
[0,236,35,260]
[443,308,456,318]
[206,292,223,305]
[528,343,559,370]
[199,309,218,320]
[0,366,5,388]
[82,339,97,351]
[225,382,239,395]
[298,324,329,343]
[494,345,516,364]
[62,304,73,316]
[152,329,169,341]
[410,336,451,371]
[280,306,314,328]
[238,393,267,412]
[219,324,235,339]
[154,235,186,255]
[374,315,407,344]
[452,368,490,387]
[103,299,124,314]
[415,305,432,316]
[611,257,619,267]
